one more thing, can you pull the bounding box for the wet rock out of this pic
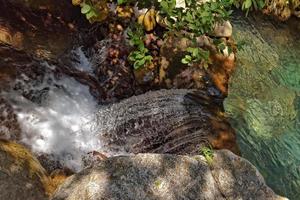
[0,0,81,59]
[0,98,22,140]
[52,150,286,200]
[94,89,239,155]
[208,50,235,95]
[0,139,50,199]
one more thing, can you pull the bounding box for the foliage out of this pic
[213,38,234,55]
[117,0,155,8]
[127,25,153,69]
[116,0,237,69]
[157,0,233,66]
[200,145,214,165]
[81,2,99,21]
[233,0,265,14]
[181,47,210,67]
[158,0,233,36]
[117,0,233,36]
[73,0,108,23]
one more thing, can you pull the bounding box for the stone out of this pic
[52,150,285,200]
[176,0,186,8]
[213,20,232,38]
[0,0,78,59]
[0,139,50,200]
[263,0,300,20]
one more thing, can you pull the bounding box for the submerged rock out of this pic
[52,150,285,200]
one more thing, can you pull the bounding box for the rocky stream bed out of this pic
[0,0,299,200]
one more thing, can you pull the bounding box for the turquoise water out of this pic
[224,13,300,199]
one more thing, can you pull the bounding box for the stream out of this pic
[0,43,236,172]
[225,12,300,199]
[0,4,299,199]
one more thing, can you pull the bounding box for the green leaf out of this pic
[242,0,252,10]
[86,10,97,20]
[181,55,192,64]
[134,59,146,69]
[81,3,91,14]
[117,0,127,5]
[199,48,210,61]
[228,46,233,55]
[218,43,226,51]
[160,1,169,12]
[257,0,265,9]
[144,55,153,62]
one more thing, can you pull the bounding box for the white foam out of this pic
[8,72,103,171]
[72,47,94,72]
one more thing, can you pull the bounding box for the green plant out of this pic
[159,0,233,36]
[233,0,265,14]
[213,38,234,55]
[127,25,153,69]
[72,0,108,23]
[200,145,214,164]
[81,2,99,21]
[154,180,162,188]
[158,0,233,66]
[117,0,155,8]
[181,47,210,67]
[122,0,235,69]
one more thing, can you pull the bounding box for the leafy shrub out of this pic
[127,25,153,70]
[181,47,210,68]
[159,0,233,36]
[72,0,109,23]
[233,0,265,14]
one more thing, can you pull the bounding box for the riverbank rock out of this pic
[0,0,82,59]
[263,0,300,20]
[213,20,232,38]
[52,150,285,200]
[159,34,235,95]
[0,139,50,200]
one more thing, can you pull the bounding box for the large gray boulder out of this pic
[52,150,286,200]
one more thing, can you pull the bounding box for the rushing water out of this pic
[1,49,104,171]
[224,13,300,199]
[0,44,236,172]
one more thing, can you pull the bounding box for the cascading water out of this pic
[0,46,110,171]
[0,42,236,171]
[224,12,300,199]
[0,44,237,173]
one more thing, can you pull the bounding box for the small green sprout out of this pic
[200,145,214,165]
